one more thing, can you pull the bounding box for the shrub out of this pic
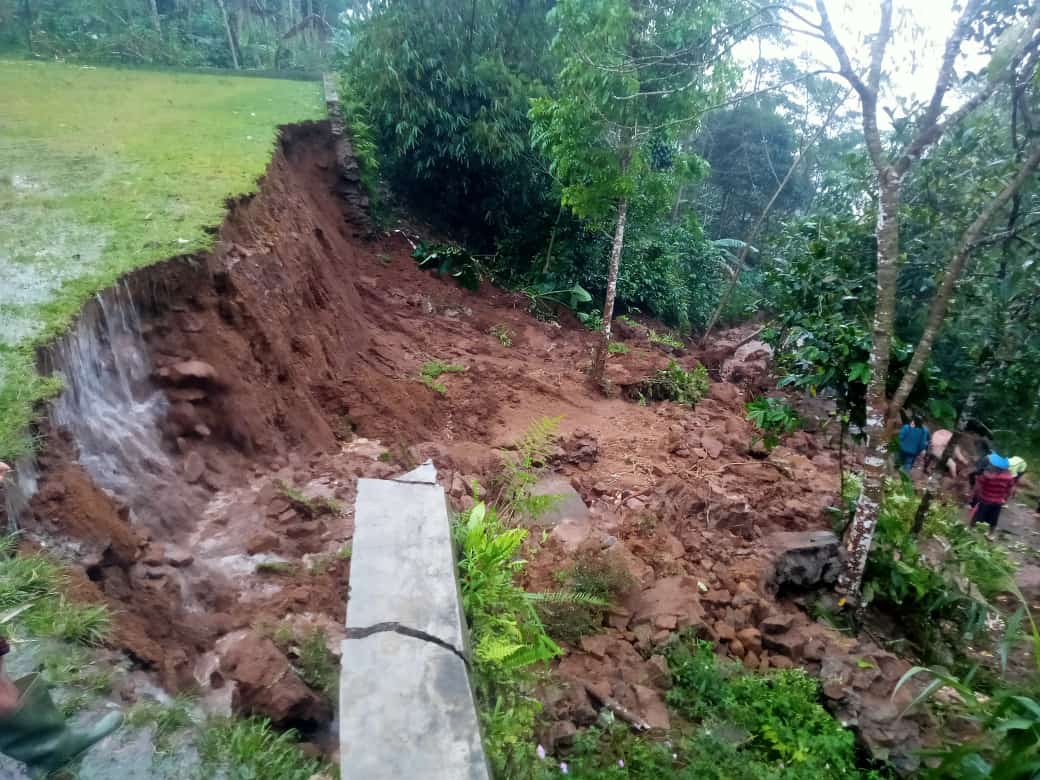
[555,638,881,779]
[419,360,467,395]
[536,551,634,643]
[412,243,482,291]
[647,329,684,350]
[490,325,514,347]
[607,342,630,354]
[746,397,800,449]
[640,361,709,406]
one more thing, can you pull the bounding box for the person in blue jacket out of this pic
[898,417,930,473]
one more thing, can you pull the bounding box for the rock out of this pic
[528,475,590,529]
[624,497,646,511]
[720,340,773,386]
[770,655,794,670]
[743,651,759,669]
[217,630,330,726]
[547,720,577,750]
[607,608,632,631]
[761,531,841,593]
[735,627,761,652]
[762,628,807,660]
[603,542,655,588]
[551,517,593,553]
[760,614,794,635]
[803,638,826,662]
[714,621,736,642]
[183,451,206,484]
[627,576,705,632]
[647,655,672,689]
[169,401,202,434]
[700,435,724,459]
[141,544,166,567]
[162,359,219,385]
[702,589,732,606]
[729,639,746,658]
[579,635,610,661]
[167,387,208,403]
[633,684,670,730]
[266,497,291,517]
[165,546,195,568]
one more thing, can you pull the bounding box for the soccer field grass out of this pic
[0,60,323,460]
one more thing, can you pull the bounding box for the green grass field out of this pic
[0,60,323,460]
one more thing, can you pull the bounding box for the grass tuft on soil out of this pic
[0,59,323,461]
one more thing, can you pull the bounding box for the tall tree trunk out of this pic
[148,0,161,34]
[592,198,628,382]
[20,0,32,52]
[671,184,684,223]
[888,143,1040,421]
[217,0,240,69]
[542,203,564,274]
[836,176,901,601]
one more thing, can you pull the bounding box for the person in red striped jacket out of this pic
[972,453,1017,539]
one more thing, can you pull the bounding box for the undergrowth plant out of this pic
[607,341,629,354]
[199,717,334,780]
[419,360,467,395]
[860,480,1014,665]
[0,534,112,646]
[454,501,563,776]
[647,329,684,351]
[127,695,196,752]
[492,416,563,521]
[412,242,482,291]
[538,551,634,643]
[552,638,882,779]
[640,361,709,407]
[746,397,800,449]
[490,325,514,347]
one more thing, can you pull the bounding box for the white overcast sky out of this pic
[740,1,988,116]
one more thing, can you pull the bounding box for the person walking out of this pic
[898,417,930,473]
[972,453,1017,539]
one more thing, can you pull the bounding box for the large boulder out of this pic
[761,530,840,594]
[217,630,330,726]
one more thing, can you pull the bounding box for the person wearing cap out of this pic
[898,417,930,473]
[972,453,1017,538]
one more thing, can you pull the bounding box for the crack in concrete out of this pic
[345,621,468,665]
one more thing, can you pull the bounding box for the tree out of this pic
[790,0,1040,600]
[530,0,754,380]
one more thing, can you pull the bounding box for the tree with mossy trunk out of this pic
[793,0,1040,602]
[530,0,754,382]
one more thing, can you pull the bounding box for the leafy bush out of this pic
[419,360,467,394]
[413,243,482,291]
[861,480,1013,663]
[454,502,562,776]
[746,397,800,449]
[607,342,630,354]
[522,281,595,321]
[640,361,709,407]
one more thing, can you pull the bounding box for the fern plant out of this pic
[491,416,563,520]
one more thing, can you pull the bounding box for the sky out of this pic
[740,0,988,119]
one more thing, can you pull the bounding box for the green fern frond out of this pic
[526,590,608,607]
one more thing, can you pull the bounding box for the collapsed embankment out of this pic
[4,118,935,771]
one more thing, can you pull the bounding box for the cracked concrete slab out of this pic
[347,476,467,650]
[339,631,488,779]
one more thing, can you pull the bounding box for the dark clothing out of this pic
[975,501,1003,529]
[901,451,918,472]
[975,471,1016,505]
[0,633,8,657]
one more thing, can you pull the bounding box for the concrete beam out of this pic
[340,463,489,780]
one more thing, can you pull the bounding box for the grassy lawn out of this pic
[0,60,323,461]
